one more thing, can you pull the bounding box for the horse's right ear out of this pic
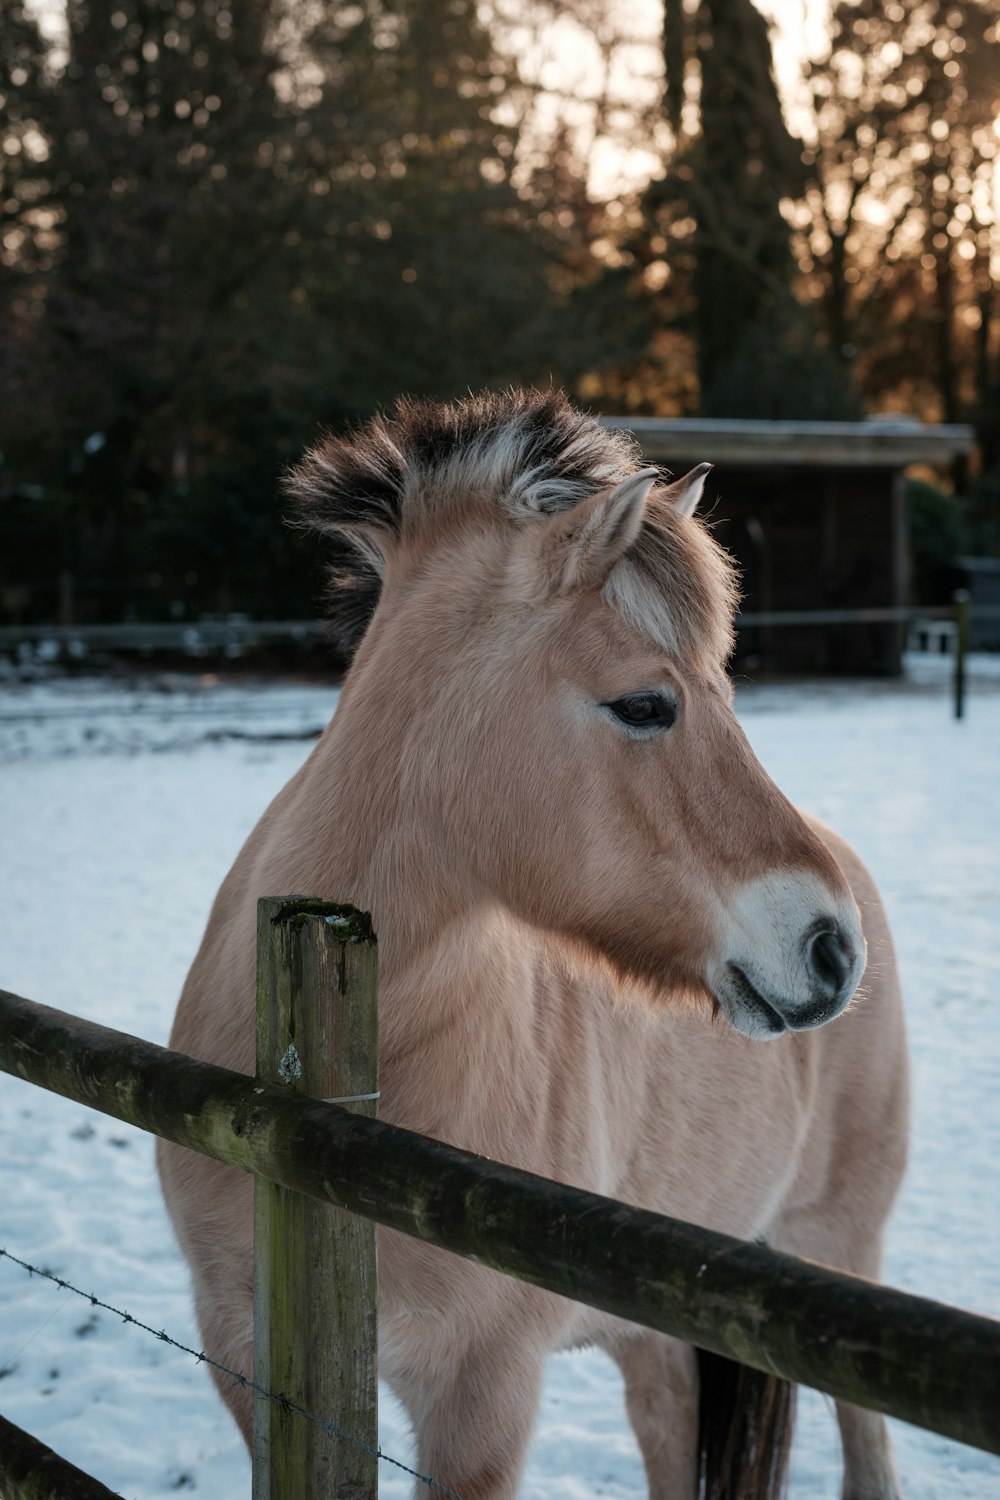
[525,468,659,599]
[661,462,713,518]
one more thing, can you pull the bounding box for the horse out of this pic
[158,388,908,1500]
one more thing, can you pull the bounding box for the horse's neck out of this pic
[381,905,538,1043]
[288,722,539,1039]
[282,716,652,1167]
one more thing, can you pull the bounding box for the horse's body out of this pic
[159,391,908,1499]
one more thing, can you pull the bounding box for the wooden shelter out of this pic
[604,416,976,674]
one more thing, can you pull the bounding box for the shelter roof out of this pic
[601,416,976,469]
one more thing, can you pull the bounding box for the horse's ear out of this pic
[531,468,659,597]
[661,462,712,518]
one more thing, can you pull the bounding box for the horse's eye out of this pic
[604,693,677,730]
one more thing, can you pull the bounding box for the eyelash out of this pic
[602,693,677,731]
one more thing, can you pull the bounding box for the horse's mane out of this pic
[285,387,737,665]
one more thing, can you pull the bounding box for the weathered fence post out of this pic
[952,587,970,720]
[252,897,379,1500]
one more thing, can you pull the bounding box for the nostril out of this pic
[807,926,853,998]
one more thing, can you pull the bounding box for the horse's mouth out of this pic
[717,962,852,1040]
[717,965,789,1039]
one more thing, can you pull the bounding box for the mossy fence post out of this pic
[252,897,379,1500]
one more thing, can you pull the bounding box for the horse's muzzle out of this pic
[722,934,860,1039]
[707,876,866,1041]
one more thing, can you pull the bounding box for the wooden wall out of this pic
[691,462,906,675]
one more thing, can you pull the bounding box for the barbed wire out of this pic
[0,1245,467,1500]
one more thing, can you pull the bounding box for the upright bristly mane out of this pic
[285,387,738,665]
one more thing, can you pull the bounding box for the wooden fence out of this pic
[5,594,1000,723]
[5,595,1000,726]
[0,617,327,656]
[1,898,999,1498]
[736,592,1000,718]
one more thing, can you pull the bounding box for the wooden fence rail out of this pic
[0,1414,123,1500]
[1,954,999,1469]
[0,619,327,651]
[5,598,999,726]
[4,599,1000,649]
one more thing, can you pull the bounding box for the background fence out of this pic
[1,898,999,1498]
[5,596,1000,722]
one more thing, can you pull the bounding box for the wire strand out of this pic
[0,1245,467,1500]
[0,1285,71,1371]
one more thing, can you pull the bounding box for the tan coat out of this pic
[159,391,908,1499]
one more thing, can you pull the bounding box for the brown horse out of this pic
[158,389,908,1500]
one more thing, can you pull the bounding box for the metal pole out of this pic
[57,571,75,629]
[252,898,379,1500]
[952,588,970,720]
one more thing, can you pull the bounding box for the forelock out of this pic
[284,388,642,657]
[284,387,737,668]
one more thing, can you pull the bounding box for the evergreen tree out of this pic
[297,0,563,411]
[641,0,859,418]
[692,0,805,403]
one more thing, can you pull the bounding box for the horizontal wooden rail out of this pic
[3,603,999,650]
[0,1412,122,1500]
[736,602,1000,626]
[737,604,932,626]
[1,987,998,1456]
[0,619,327,650]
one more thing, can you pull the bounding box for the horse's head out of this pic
[288,390,864,1039]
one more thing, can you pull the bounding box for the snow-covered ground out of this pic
[0,659,998,1499]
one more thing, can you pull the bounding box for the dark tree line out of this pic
[0,0,616,622]
[1,0,998,626]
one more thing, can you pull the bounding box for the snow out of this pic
[1,660,998,1499]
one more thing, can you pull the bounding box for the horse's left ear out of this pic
[661,462,713,518]
[529,467,659,598]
